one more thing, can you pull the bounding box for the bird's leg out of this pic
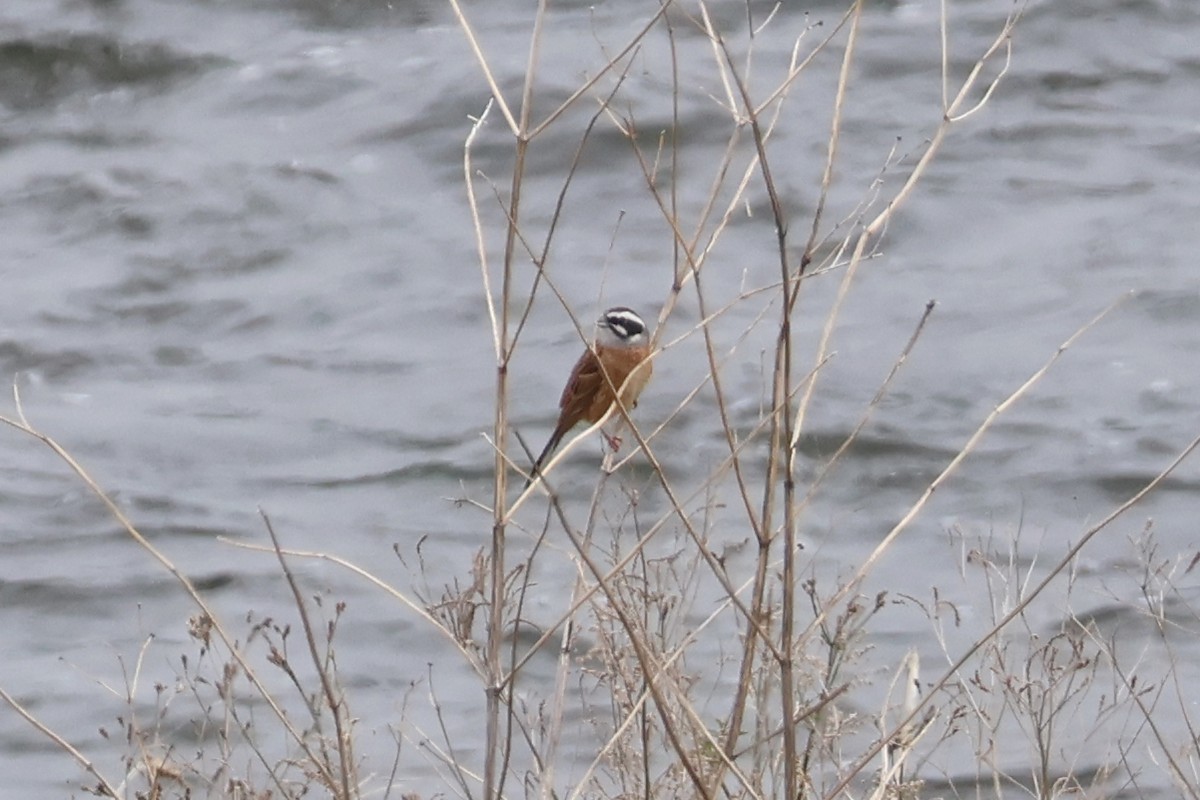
[603,431,623,451]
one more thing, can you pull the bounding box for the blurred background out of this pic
[1,0,1198,795]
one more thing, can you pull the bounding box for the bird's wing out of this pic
[559,348,605,417]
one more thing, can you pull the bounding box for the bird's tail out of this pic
[523,427,565,491]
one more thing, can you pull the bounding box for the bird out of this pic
[525,306,654,489]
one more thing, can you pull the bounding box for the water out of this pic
[2,0,1199,796]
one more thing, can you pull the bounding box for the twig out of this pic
[824,407,1200,799]
[261,509,355,799]
[0,687,120,797]
[0,397,332,787]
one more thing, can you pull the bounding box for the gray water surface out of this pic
[2,0,1199,796]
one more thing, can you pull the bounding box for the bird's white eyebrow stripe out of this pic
[605,310,645,328]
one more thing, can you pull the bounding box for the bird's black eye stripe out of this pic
[604,309,645,339]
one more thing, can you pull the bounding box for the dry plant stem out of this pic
[625,128,763,531]
[538,485,758,800]
[630,139,810,783]
[127,633,152,706]
[446,0,518,134]
[469,102,640,403]
[618,12,850,780]
[597,388,791,665]
[619,52,847,769]
[502,451,733,688]
[805,295,1127,654]
[529,5,669,139]
[502,67,635,355]
[567,583,754,800]
[0,398,333,788]
[225,701,294,797]
[222,539,481,671]
[793,5,1019,450]
[799,299,936,509]
[753,7,856,117]
[841,427,1200,799]
[261,510,355,800]
[536,474,611,800]
[697,3,736,114]
[623,7,848,334]
[585,433,791,790]
[502,398,775,692]
[665,12,683,299]
[779,9,861,789]
[1155,651,1200,794]
[534,571,587,800]
[460,3,658,790]
[940,0,951,110]
[465,99,500,362]
[535,476,770,798]
[485,192,514,800]
[427,665,478,800]
[508,353,836,685]
[382,730,405,800]
[622,12,847,535]
[1103,640,1200,799]
[478,0,545,790]
[802,301,1115,791]
[822,327,1199,800]
[1088,561,1200,798]
[631,527,656,800]
[872,651,923,798]
[800,0,861,273]
[411,725,478,794]
[502,502,552,800]
[685,9,853,278]
[0,687,119,797]
[454,5,1018,798]
[716,23,814,796]
[731,682,852,762]
[646,8,850,296]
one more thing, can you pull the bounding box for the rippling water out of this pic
[2,0,1199,796]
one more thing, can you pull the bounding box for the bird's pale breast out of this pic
[585,344,652,423]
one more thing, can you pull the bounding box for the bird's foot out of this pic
[604,432,623,452]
